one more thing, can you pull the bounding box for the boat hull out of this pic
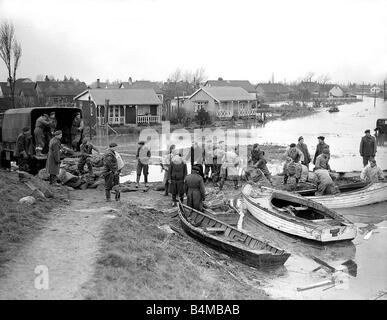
[306,182,387,209]
[242,186,357,243]
[178,203,290,268]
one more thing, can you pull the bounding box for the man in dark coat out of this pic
[360,129,377,167]
[46,111,57,141]
[297,136,311,168]
[78,138,100,175]
[102,142,119,202]
[313,136,330,165]
[185,164,206,212]
[314,148,331,171]
[46,130,62,185]
[253,149,273,184]
[169,153,187,207]
[34,114,50,156]
[15,127,34,174]
[71,112,84,151]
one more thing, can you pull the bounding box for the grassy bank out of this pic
[83,200,269,300]
[0,170,68,270]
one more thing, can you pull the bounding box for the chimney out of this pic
[128,77,133,85]
[97,78,100,88]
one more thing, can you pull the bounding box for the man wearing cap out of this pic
[78,138,100,175]
[313,136,329,165]
[15,127,34,174]
[184,164,206,211]
[314,148,331,171]
[102,142,119,201]
[360,129,377,167]
[34,113,50,156]
[46,130,63,185]
[161,144,176,196]
[71,112,84,151]
[136,140,151,188]
[297,136,311,168]
[284,143,304,163]
[360,159,384,183]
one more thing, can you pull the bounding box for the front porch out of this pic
[95,104,162,126]
[215,100,256,119]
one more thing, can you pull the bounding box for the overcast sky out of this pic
[0,0,386,84]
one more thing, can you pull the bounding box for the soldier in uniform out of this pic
[46,130,63,185]
[34,113,50,156]
[184,164,206,211]
[102,142,119,202]
[71,112,84,151]
[15,127,34,176]
[78,138,100,175]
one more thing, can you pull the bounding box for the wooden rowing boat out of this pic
[242,184,357,243]
[178,201,291,268]
[302,182,387,209]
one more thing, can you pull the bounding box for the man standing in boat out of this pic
[313,136,329,165]
[314,148,331,171]
[184,164,206,211]
[360,159,384,183]
[360,129,377,167]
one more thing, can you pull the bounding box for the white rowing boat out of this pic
[242,184,357,243]
[304,182,387,209]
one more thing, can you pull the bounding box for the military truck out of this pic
[0,107,82,170]
[376,118,387,146]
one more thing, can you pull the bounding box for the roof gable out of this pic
[36,81,88,96]
[191,86,255,102]
[120,80,163,93]
[204,80,256,93]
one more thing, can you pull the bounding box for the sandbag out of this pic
[19,196,36,205]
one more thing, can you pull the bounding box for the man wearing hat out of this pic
[169,152,187,207]
[46,130,63,185]
[297,136,311,168]
[313,136,329,165]
[360,159,384,183]
[360,129,377,167]
[184,164,206,211]
[136,140,151,188]
[284,143,304,163]
[15,127,34,175]
[102,142,119,201]
[34,113,50,156]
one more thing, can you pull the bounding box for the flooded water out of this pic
[233,199,387,300]
[93,97,387,183]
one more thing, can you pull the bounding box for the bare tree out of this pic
[0,22,22,108]
[35,74,45,81]
[317,73,331,85]
[168,68,182,83]
[304,71,315,83]
[193,67,207,87]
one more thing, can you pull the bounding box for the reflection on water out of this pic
[231,196,387,299]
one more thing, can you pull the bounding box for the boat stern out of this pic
[320,224,357,243]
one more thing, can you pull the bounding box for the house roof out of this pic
[120,80,163,94]
[36,81,88,96]
[0,80,37,96]
[75,88,162,105]
[204,80,256,93]
[256,83,293,94]
[89,82,120,89]
[191,86,255,102]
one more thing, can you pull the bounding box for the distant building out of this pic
[256,83,293,102]
[183,86,256,119]
[328,85,345,98]
[74,88,162,126]
[89,79,120,89]
[204,80,257,99]
[35,80,87,107]
[370,85,382,95]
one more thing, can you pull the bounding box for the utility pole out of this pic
[384,80,386,101]
[374,89,377,107]
[362,81,364,101]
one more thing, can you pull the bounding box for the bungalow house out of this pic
[183,86,256,119]
[36,80,88,107]
[255,83,293,102]
[73,88,162,127]
[204,80,257,99]
[328,85,345,98]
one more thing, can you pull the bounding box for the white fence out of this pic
[137,115,161,124]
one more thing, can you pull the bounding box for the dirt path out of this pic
[0,189,116,300]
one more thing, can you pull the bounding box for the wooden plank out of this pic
[205,227,225,234]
